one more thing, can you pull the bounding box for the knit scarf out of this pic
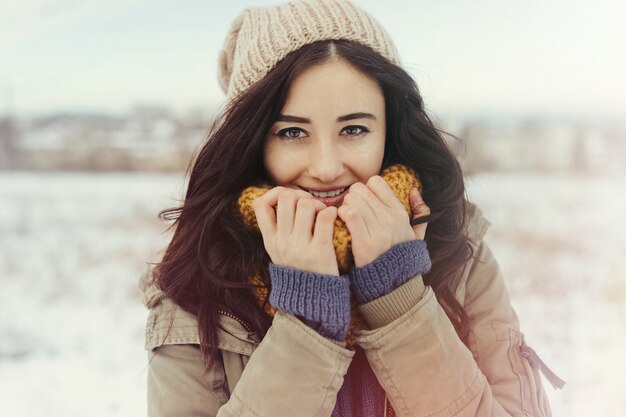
[237,164,422,346]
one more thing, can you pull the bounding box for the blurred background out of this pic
[1,0,625,415]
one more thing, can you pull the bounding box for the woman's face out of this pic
[263,59,386,207]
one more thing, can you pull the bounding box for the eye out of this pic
[276,127,307,140]
[342,125,369,136]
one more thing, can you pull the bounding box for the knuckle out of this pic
[315,200,328,210]
[321,208,336,220]
[297,198,313,210]
[252,197,264,208]
[344,208,358,220]
[278,189,294,202]
[297,189,312,198]
[367,175,380,186]
[349,182,362,193]
[317,211,330,222]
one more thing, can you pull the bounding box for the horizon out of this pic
[1,0,625,121]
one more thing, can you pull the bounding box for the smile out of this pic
[304,187,350,207]
[306,187,347,198]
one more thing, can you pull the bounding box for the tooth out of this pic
[309,188,344,198]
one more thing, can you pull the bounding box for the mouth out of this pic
[305,186,349,207]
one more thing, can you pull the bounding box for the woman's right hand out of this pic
[253,186,340,276]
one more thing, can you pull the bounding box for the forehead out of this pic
[279,59,385,119]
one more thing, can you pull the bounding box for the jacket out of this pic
[140,202,563,416]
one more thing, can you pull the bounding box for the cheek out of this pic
[263,141,296,184]
[263,142,280,180]
[354,135,385,177]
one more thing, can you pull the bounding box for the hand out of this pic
[337,176,430,267]
[253,186,340,275]
[337,176,414,267]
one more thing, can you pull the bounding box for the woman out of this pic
[141,0,563,415]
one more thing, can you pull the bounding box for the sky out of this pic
[1,0,625,120]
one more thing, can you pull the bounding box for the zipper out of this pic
[387,398,395,417]
[151,292,168,306]
[384,393,396,417]
[519,345,566,389]
[219,309,253,334]
[384,393,388,417]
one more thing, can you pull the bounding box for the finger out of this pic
[346,183,382,226]
[276,189,298,236]
[256,186,311,208]
[253,197,277,237]
[254,186,284,208]
[409,187,430,218]
[292,189,315,199]
[409,187,430,239]
[338,204,370,240]
[366,175,401,209]
[312,206,337,244]
[293,198,320,239]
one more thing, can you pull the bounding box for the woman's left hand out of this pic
[337,175,430,267]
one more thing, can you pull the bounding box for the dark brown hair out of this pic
[156,39,474,371]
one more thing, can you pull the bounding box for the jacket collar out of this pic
[453,201,491,303]
[466,201,491,245]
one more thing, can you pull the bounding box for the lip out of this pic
[309,187,349,207]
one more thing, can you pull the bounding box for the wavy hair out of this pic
[155,39,474,372]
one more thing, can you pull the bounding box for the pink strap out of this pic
[519,345,566,390]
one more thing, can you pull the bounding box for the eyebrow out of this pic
[276,112,377,123]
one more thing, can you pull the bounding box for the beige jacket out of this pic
[141,203,563,416]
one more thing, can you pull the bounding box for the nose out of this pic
[308,137,345,183]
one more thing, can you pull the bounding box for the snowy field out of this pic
[1,170,625,416]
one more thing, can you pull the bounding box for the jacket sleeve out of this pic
[353,240,554,417]
[147,309,355,417]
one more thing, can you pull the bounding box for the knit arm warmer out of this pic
[268,264,351,341]
[350,239,432,304]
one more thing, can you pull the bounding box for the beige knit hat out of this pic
[218,0,401,100]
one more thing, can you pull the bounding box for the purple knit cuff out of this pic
[268,264,351,341]
[350,239,431,304]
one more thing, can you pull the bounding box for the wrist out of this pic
[269,263,351,340]
[350,239,431,304]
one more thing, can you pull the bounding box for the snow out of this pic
[0,172,185,417]
[1,170,624,416]
[466,172,626,416]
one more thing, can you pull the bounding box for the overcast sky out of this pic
[1,0,624,120]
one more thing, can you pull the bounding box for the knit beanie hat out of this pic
[218,0,401,100]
